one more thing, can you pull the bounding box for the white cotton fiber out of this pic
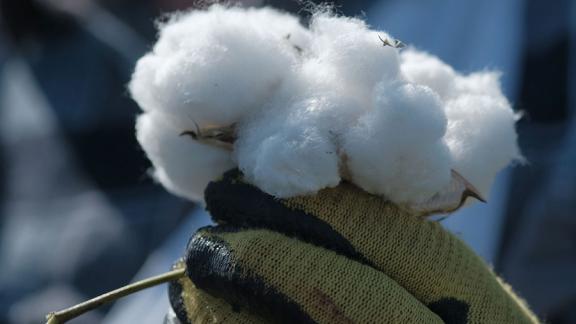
[234,91,362,197]
[135,112,234,202]
[455,71,506,98]
[129,5,309,128]
[444,94,521,195]
[308,14,400,95]
[236,124,340,197]
[131,5,522,208]
[401,49,457,100]
[343,82,452,203]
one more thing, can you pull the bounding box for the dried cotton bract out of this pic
[131,5,522,208]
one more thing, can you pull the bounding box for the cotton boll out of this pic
[296,93,366,136]
[235,109,341,197]
[400,49,457,100]
[241,129,340,198]
[233,106,284,178]
[344,128,452,204]
[446,70,519,196]
[136,112,234,202]
[444,94,521,195]
[130,6,520,209]
[141,39,282,127]
[258,57,369,138]
[234,94,349,198]
[343,82,452,203]
[129,5,309,128]
[282,57,372,114]
[309,14,400,94]
[279,64,370,131]
[373,82,447,143]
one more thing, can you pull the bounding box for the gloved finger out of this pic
[185,226,444,324]
[204,170,539,323]
[169,260,267,324]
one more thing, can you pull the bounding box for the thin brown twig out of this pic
[45,267,186,324]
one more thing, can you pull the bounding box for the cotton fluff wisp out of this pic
[130,5,522,213]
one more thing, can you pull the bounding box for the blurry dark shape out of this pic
[0,141,4,233]
[0,0,192,322]
[152,0,204,11]
[500,134,576,323]
[0,0,76,46]
[1,0,146,190]
[497,0,576,322]
[499,0,572,245]
[40,0,94,16]
[516,0,571,124]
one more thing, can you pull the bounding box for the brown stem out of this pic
[45,267,186,324]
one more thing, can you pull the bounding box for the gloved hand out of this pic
[168,169,539,324]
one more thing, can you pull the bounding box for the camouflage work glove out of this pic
[168,170,539,323]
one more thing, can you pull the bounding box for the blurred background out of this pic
[0,0,574,323]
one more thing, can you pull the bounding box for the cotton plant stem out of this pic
[45,267,186,324]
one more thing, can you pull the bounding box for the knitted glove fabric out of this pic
[169,170,539,324]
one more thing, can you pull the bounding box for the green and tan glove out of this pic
[168,170,539,324]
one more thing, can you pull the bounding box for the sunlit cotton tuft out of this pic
[131,5,522,206]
